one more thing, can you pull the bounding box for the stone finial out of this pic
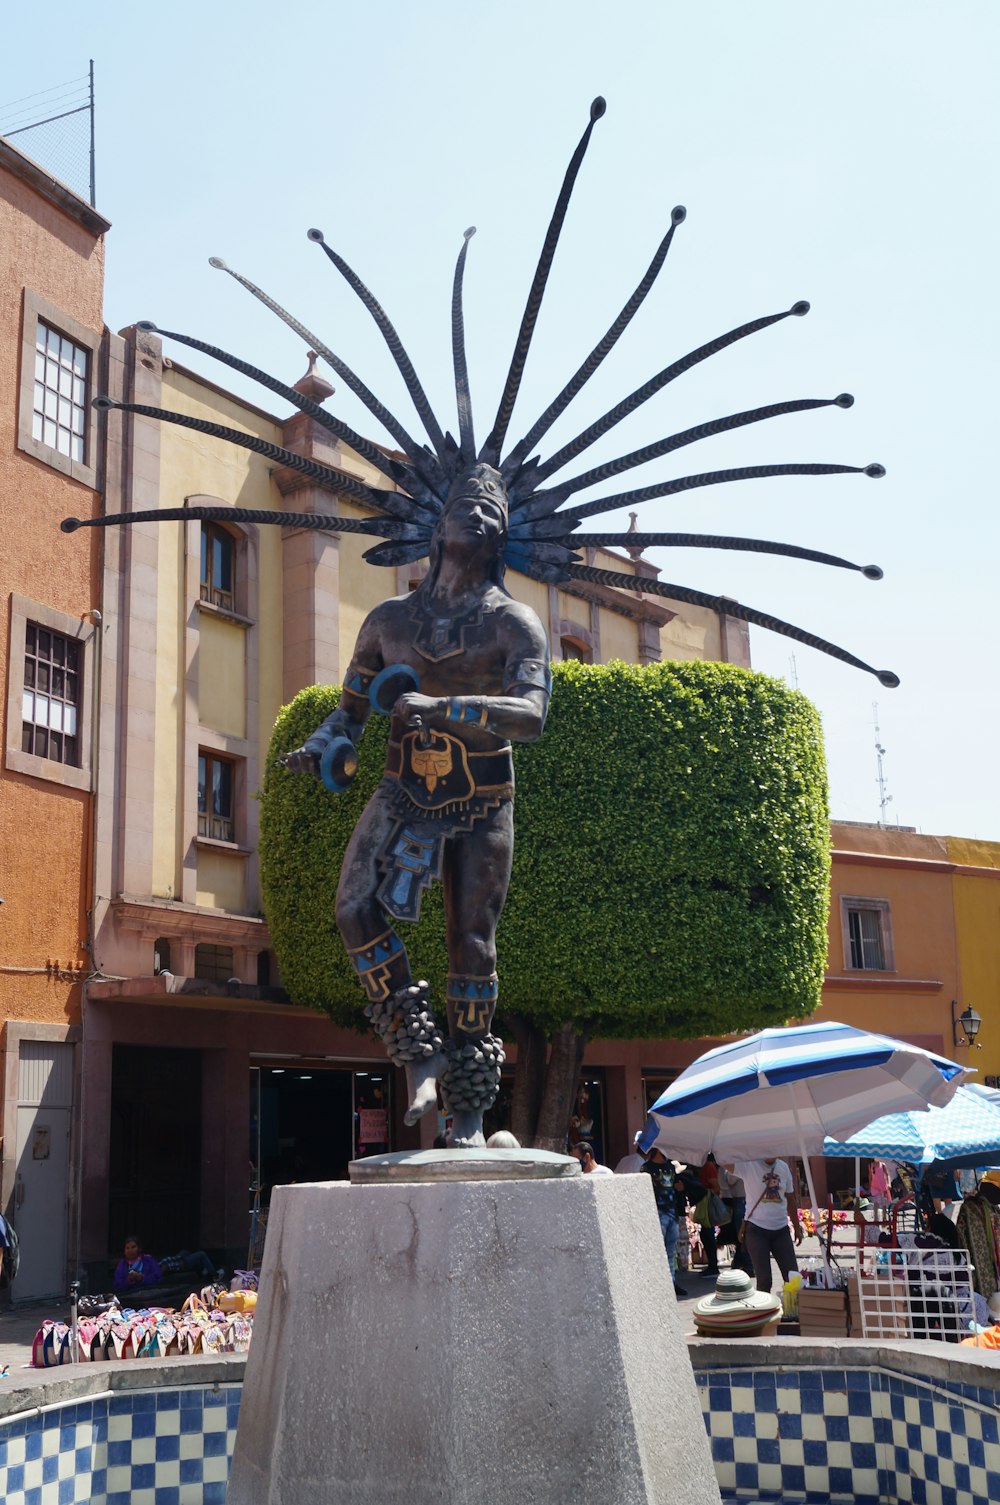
[293,351,335,402]
[625,510,643,561]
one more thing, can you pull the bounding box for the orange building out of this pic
[807,821,1000,1201]
[0,138,111,1298]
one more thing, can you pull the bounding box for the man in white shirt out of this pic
[613,1131,646,1174]
[728,1157,803,1294]
[572,1141,614,1177]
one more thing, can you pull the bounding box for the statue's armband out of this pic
[341,659,378,713]
[503,658,552,696]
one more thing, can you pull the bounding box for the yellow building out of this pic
[81,334,747,1282]
[62,327,1000,1275]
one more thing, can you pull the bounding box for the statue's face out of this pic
[440,490,506,560]
[437,465,508,569]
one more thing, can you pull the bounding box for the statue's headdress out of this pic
[68,97,897,686]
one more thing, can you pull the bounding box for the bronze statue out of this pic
[284,464,548,1146]
[63,96,898,1149]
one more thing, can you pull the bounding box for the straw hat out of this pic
[692,1270,782,1336]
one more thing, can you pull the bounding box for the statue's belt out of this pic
[384,732,513,813]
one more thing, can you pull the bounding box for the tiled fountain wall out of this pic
[1,1343,999,1504]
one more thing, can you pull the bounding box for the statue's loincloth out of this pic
[376,732,514,921]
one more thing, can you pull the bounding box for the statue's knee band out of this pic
[441,1032,505,1114]
[346,926,410,1005]
[446,972,498,1037]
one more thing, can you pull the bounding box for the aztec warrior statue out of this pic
[64,97,897,1147]
[284,462,549,1147]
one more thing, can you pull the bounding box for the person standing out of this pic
[728,1157,803,1294]
[614,1131,646,1174]
[717,1163,753,1275]
[868,1159,891,1222]
[694,1156,723,1279]
[641,1148,688,1296]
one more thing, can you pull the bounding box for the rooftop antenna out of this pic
[874,701,894,826]
[788,654,799,689]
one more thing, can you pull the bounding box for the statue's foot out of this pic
[403,1052,446,1126]
[447,1110,486,1149]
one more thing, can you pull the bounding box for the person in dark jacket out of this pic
[641,1149,688,1296]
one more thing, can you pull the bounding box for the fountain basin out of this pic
[0,1340,999,1502]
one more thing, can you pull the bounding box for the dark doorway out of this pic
[108,1044,203,1260]
[255,1067,355,1201]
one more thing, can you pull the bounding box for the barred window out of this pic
[194,943,235,983]
[198,752,235,842]
[32,321,88,464]
[842,898,893,971]
[200,523,235,611]
[22,622,81,766]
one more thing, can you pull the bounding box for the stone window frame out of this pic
[197,748,239,844]
[5,593,95,792]
[17,288,100,488]
[840,896,895,973]
[189,497,257,627]
[559,633,594,663]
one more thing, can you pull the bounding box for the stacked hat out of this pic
[692,1270,782,1337]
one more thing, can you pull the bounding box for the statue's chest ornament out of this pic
[409,595,488,663]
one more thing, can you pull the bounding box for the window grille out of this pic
[32,320,88,463]
[200,523,235,610]
[21,622,81,765]
[848,906,886,970]
[198,752,235,842]
[194,943,235,983]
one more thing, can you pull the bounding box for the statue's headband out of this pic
[445,464,508,519]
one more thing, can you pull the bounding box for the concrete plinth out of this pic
[229,1159,721,1505]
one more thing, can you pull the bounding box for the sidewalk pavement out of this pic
[0,1229,833,1377]
[0,1300,68,1375]
[674,1225,831,1317]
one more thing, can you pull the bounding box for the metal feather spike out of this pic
[480,97,607,465]
[308,228,449,463]
[524,303,811,491]
[208,256,445,498]
[502,206,687,479]
[567,563,899,686]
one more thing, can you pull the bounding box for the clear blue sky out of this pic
[5,2,997,838]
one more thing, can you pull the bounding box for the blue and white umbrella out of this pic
[640,1021,968,1165]
[823,1083,1000,1170]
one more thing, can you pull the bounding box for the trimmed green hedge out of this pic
[259,660,830,1040]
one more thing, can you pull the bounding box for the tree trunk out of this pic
[500,1011,548,1150]
[533,1022,588,1153]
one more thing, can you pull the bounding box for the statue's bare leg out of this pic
[441,804,513,1149]
[336,796,445,1124]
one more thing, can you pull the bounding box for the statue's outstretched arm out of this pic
[284,613,383,776]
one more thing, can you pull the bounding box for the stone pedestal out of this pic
[229,1153,720,1505]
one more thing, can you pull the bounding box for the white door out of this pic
[13,1041,73,1301]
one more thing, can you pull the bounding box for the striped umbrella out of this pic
[822,1083,1000,1169]
[639,1021,969,1216]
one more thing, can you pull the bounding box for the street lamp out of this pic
[951,1000,983,1049]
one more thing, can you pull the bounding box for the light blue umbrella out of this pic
[639,1021,968,1219]
[823,1082,1000,1170]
